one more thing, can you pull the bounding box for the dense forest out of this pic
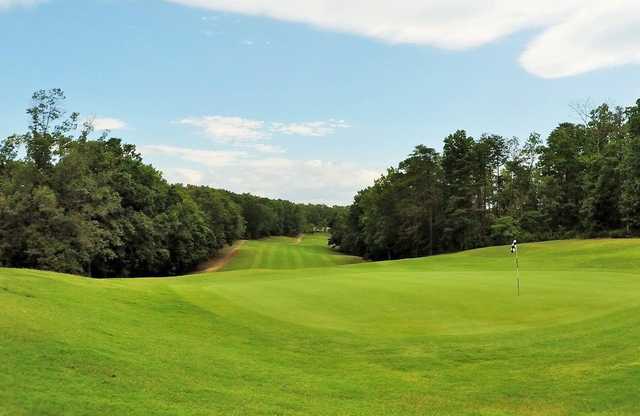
[0,90,339,277]
[5,90,640,275]
[330,99,640,260]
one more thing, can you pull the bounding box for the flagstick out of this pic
[515,248,520,297]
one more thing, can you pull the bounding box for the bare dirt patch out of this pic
[194,240,246,273]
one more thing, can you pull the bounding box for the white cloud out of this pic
[271,119,350,137]
[141,144,380,204]
[171,168,205,184]
[520,1,640,78]
[227,158,380,204]
[179,115,351,143]
[89,117,128,131]
[238,143,286,154]
[165,0,640,78]
[165,0,579,49]
[140,144,246,168]
[0,0,43,10]
[178,116,267,142]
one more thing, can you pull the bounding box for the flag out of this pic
[511,239,517,254]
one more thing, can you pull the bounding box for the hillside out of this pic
[2,237,640,415]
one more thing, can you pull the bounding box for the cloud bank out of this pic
[519,1,640,78]
[141,145,247,168]
[146,117,356,202]
[166,0,640,78]
[178,115,350,143]
[141,144,379,204]
[178,116,268,142]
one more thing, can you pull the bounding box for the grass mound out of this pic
[2,238,640,415]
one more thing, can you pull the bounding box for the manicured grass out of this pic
[2,238,640,415]
[221,233,363,271]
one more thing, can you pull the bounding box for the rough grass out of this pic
[2,237,640,415]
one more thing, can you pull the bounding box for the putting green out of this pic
[2,237,640,415]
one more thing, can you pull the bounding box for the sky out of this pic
[1,0,640,205]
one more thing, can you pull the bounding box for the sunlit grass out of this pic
[221,233,363,271]
[2,237,640,415]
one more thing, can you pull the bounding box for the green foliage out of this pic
[332,98,640,260]
[489,216,521,245]
[0,90,341,277]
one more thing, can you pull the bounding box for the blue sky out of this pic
[1,0,640,204]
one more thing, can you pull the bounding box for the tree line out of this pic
[330,99,640,260]
[0,90,340,277]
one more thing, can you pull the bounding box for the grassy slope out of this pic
[2,238,640,415]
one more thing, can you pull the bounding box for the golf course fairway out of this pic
[2,235,640,415]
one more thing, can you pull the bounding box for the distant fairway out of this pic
[2,238,640,415]
[221,233,363,271]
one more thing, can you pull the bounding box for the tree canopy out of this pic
[330,99,640,260]
[0,90,341,277]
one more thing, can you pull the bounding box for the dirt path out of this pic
[194,240,246,273]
